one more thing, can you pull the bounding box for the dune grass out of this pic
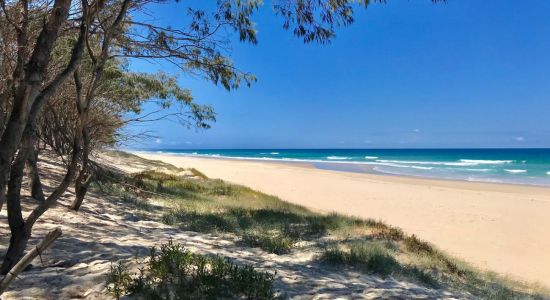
[97,166,548,299]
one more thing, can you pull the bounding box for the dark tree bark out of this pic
[0,0,72,216]
[0,3,88,272]
[71,170,93,211]
[1,107,83,273]
[0,187,6,213]
[27,145,45,202]
[1,138,33,274]
[70,72,91,212]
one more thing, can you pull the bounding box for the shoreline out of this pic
[133,151,550,191]
[133,151,550,287]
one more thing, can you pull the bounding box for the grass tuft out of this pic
[320,241,399,277]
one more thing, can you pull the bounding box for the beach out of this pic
[134,152,550,287]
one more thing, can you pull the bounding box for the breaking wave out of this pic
[504,169,526,174]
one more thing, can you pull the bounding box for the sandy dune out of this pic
[135,153,550,287]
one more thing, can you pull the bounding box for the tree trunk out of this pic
[0,226,30,275]
[0,186,5,212]
[0,0,72,216]
[71,172,93,211]
[1,148,31,274]
[0,228,62,295]
[0,0,91,273]
[27,145,45,202]
[1,129,82,272]
[70,125,91,211]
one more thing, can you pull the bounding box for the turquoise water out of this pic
[146,149,550,186]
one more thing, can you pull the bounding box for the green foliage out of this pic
[241,231,295,255]
[189,168,208,179]
[94,179,155,211]
[105,241,276,299]
[404,235,466,276]
[106,262,133,300]
[320,241,399,277]
[320,241,438,287]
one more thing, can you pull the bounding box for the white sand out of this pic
[134,153,550,288]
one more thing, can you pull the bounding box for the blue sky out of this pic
[128,0,550,149]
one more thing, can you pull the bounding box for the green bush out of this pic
[241,231,295,255]
[404,235,465,276]
[320,241,399,276]
[106,262,132,300]
[319,241,437,285]
[106,240,276,299]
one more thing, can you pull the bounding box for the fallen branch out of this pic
[0,228,62,295]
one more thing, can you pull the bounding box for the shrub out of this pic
[106,262,132,300]
[320,241,399,277]
[241,232,295,254]
[189,168,208,179]
[404,235,465,276]
[348,242,399,276]
[106,240,276,299]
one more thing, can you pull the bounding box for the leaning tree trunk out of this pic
[71,171,93,211]
[1,123,83,273]
[1,144,34,274]
[70,83,90,212]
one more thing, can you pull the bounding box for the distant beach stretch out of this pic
[135,151,550,287]
[141,149,550,186]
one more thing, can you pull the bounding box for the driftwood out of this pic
[0,227,62,295]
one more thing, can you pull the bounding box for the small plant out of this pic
[106,262,132,300]
[404,234,434,254]
[372,226,404,240]
[320,242,438,286]
[404,235,466,276]
[349,242,399,276]
[241,231,295,254]
[189,168,207,179]
[320,241,399,277]
[105,240,276,299]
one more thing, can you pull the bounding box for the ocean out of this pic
[145,149,550,187]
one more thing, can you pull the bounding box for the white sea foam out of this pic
[546,171,550,175]
[376,159,478,166]
[326,156,350,160]
[411,166,433,170]
[365,156,378,159]
[504,169,526,174]
[466,177,503,183]
[270,152,280,155]
[459,159,513,165]
[465,168,491,172]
